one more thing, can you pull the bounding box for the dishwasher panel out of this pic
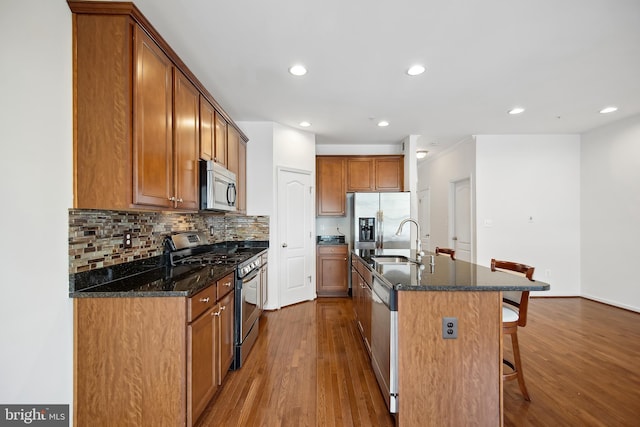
[371,276,398,413]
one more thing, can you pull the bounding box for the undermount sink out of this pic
[371,255,416,264]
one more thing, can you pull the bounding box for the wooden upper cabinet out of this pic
[70,2,248,212]
[237,140,247,213]
[214,113,227,167]
[227,126,239,175]
[347,158,375,191]
[133,26,174,208]
[317,157,346,216]
[173,70,200,210]
[199,96,215,161]
[345,156,404,192]
[374,157,403,191]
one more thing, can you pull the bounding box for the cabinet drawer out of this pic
[318,245,348,255]
[188,285,216,322]
[216,272,235,300]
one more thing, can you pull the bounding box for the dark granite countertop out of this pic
[317,235,346,245]
[70,241,268,298]
[354,249,550,292]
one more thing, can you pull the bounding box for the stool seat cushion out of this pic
[503,306,519,323]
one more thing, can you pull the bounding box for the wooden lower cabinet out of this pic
[352,256,372,354]
[74,273,236,427]
[188,304,218,425]
[317,245,349,296]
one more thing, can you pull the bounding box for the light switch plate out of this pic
[442,317,458,339]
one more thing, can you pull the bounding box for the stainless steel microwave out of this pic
[200,160,237,212]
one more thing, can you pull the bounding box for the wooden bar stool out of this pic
[435,247,455,259]
[491,258,534,401]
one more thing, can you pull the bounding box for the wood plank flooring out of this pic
[197,297,640,426]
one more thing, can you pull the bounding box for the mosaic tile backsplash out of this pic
[69,209,270,273]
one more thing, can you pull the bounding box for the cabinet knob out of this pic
[223,281,232,287]
[168,196,176,201]
[199,297,210,303]
[177,198,183,203]
[282,243,288,248]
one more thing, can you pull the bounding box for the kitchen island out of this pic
[351,249,550,427]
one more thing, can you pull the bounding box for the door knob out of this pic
[282,243,288,247]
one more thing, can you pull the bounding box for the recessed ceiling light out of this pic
[407,65,426,76]
[599,106,618,114]
[377,120,389,127]
[288,64,307,76]
[299,121,311,127]
[416,150,428,159]
[508,107,525,115]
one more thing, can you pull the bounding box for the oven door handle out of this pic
[242,269,260,283]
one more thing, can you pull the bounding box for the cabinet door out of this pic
[317,246,349,296]
[214,112,227,166]
[133,26,173,208]
[347,158,374,191]
[316,157,346,216]
[199,96,215,161]
[227,126,239,175]
[375,157,403,191]
[173,70,200,210]
[218,291,235,384]
[187,306,218,426]
[237,139,247,212]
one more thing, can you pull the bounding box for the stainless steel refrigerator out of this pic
[349,192,411,250]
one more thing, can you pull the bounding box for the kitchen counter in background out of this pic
[316,235,347,245]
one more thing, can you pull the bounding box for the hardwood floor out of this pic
[503,297,640,426]
[197,298,394,427]
[197,297,640,426]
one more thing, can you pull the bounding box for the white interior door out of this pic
[418,188,431,252]
[277,168,314,308]
[451,178,472,262]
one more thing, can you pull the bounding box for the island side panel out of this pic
[74,297,187,426]
[397,291,502,427]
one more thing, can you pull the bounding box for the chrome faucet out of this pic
[396,218,424,259]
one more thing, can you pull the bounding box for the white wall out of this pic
[0,0,73,408]
[237,121,275,216]
[238,122,316,309]
[417,138,476,254]
[581,114,640,312]
[475,135,581,296]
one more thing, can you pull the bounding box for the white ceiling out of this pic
[132,0,640,153]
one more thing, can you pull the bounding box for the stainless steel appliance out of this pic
[234,253,262,369]
[349,192,411,250]
[200,160,237,212]
[165,232,266,370]
[371,275,398,413]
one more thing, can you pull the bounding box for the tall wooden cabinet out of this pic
[172,69,200,210]
[70,2,247,212]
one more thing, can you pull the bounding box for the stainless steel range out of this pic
[166,232,266,370]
